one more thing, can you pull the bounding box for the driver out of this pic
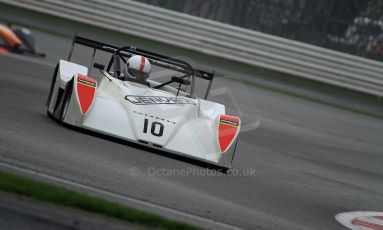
[124,55,151,86]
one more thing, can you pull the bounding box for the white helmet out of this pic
[126,55,151,81]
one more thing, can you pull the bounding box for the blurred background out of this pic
[138,0,383,61]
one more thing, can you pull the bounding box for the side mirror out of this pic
[171,76,190,86]
[93,63,105,70]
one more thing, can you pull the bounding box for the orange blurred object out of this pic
[0,25,22,47]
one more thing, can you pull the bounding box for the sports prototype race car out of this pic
[47,36,240,170]
[0,22,45,57]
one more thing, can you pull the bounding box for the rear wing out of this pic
[68,36,215,98]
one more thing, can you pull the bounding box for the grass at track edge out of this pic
[0,170,202,230]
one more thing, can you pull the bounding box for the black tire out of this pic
[230,141,238,164]
[47,110,54,118]
[58,80,73,123]
[46,64,59,107]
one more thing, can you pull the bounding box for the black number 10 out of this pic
[143,118,164,137]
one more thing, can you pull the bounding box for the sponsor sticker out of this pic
[125,95,195,105]
[78,78,96,88]
[220,118,239,127]
[133,111,176,125]
[220,115,240,127]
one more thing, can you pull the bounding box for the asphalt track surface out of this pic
[1,22,383,230]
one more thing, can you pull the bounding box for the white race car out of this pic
[47,36,240,170]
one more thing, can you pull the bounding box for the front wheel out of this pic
[46,64,58,107]
[59,80,73,124]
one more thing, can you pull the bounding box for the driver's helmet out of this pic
[125,55,151,81]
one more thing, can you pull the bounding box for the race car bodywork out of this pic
[47,36,240,169]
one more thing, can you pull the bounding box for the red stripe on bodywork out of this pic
[375,216,383,221]
[218,114,240,152]
[77,74,96,114]
[352,219,383,230]
[139,56,145,72]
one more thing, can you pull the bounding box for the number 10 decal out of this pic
[143,118,164,137]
